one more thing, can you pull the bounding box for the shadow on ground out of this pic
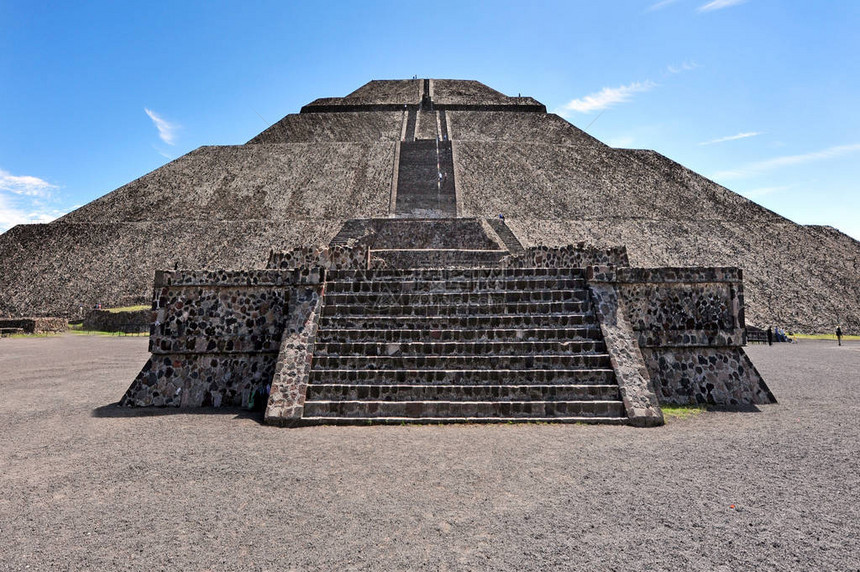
[92,402,265,423]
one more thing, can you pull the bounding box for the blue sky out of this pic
[1,0,858,239]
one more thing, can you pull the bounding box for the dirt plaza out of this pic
[0,335,857,571]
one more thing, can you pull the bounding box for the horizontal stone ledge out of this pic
[154,269,324,287]
[147,348,281,356]
[616,267,742,284]
[636,328,745,348]
[300,103,546,113]
[370,248,508,253]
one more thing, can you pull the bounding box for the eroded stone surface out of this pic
[1,79,857,333]
[587,282,663,427]
[589,264,776,407]
[264,287,323,425]
[500,244,629,269]
[643,347,775,405]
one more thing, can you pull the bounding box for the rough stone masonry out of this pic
[0,79,857,333]
[5,78,792,425]
[112,79,780,425]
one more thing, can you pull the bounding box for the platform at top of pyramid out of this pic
[298,78,543,110]
[1,78,858,333]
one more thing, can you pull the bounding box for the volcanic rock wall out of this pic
[120,269,323,408]
[589,266,774,406]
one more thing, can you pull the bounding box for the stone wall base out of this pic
[120,353,277,408]
[643,347,776,406]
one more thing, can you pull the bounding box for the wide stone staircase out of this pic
[395,140,456,217]
[301,267,627,424]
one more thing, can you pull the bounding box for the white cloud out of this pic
[648,0,682,10]
[0,168,57,197]
[0,194,67,233]
[699,0,748,12]
[0,168,68,233]
[144,108,179,145]
[698,131,763,146]
[557,81,656,116]
[713,143,860,179]
[152,145,175,160]
[666,61,699,75]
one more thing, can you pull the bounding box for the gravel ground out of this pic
[0,335,858,571]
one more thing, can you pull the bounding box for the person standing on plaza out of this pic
[836,325,843,346]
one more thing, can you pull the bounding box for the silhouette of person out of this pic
[836,325,843,346]
[766,326,773,346]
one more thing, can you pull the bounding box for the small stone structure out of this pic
[121,222,776,426]
[83,309,150,333]
[0,317,66,335]
[107,78,778,426]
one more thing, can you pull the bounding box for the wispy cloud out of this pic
[714,143,860,179]
[0,198,67,232]
[557,81,656,116]
[152,145,175,160]
[144,108,179,145]
[0,168,66,233]
[699,131,762,146]
[739,185,791,199]
[608,135,636,148]
[648,0,682,10]
[699,0,748,12]
[0,168,57,197]
[666,61,699,75]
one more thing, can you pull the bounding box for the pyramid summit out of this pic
[0,78,857,334]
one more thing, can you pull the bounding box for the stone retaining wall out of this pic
[83,309,150,332]
[501,244,629,269]
[267,246,369,271]
[121,243,776,416]
[120,269,323,409]
[588,265,775,406]
[0,317,67,334]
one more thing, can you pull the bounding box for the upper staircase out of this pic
[301,267,626,424]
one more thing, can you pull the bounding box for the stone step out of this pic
[315,340,606,357]
[324,277,587,294]
[320,300,590,317]
[317,313,597,330]
[322,288,590,306]
[299,416,627,426]
[404,109,417,141]
[315,326,604,343]
[311,353,612,370]
[327,267,586,282]
[302,400,626,419]
[306,384,621,402]
[370,249,505,269]
[309,368,616,385]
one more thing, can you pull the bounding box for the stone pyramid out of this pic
[0,78,857,333]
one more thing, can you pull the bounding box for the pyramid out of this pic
[1,78,857,334]
[28,79,810,424]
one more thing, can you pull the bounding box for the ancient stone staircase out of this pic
[301,267,627,424]
[394,140,456,217]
